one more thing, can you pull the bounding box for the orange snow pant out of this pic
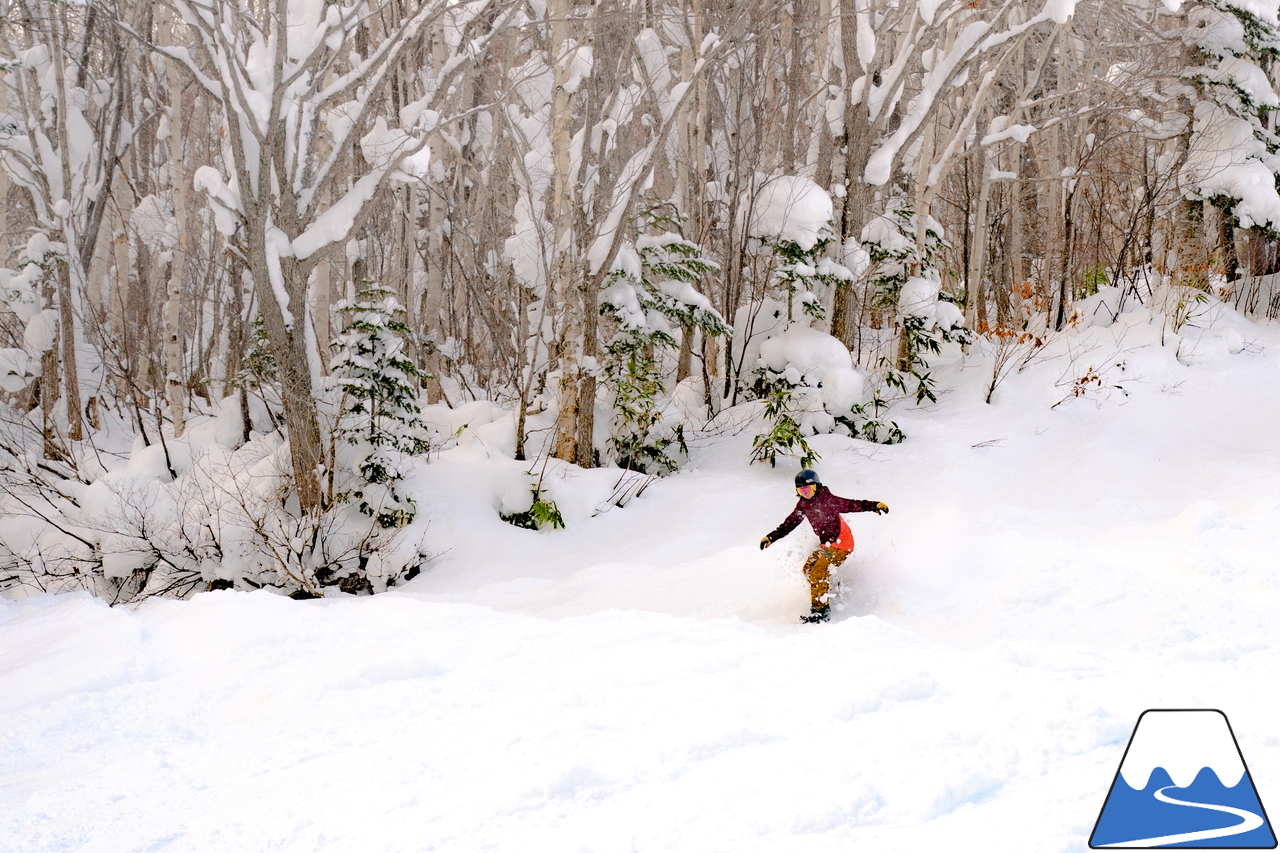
[802,545,850,610]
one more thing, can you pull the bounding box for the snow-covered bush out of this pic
[747,200,967,455]
[743,180,926,453]
[497,469,565,531]
[0,237,72,449]
[599,208,729,474]
[0,348,33,393]
[1180,2,1280,233]
[211,445,421,597]
[746,178,874,460]
[0,237,59,374]
[749,176,853,322]
[862,200,969,405]
[750,324,885,461]
[0,392,436,603]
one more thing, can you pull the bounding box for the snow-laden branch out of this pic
[585,34,722,279]
[298,0,524,213]
[860,0,1077,187]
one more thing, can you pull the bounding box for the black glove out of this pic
[760,536,771,550]
[874,502,889,515]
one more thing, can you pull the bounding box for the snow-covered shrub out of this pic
[0,417,396,601]
[501,487,565,530]
[496,468,565,530]
[161,283,443,597]
[738,177,918,446]
[750,325,881,461]
[1180,3,1280,233]
[862,200,969,405]
[746,178,877,458]
[212,449,422,597]
[0,473,209,605]
[0,237,69,442]
[0,348,33,393]
[750,370,819,469]
[0,236,59,372]
[1155,283,1212,344]
[980,326,1052,406]
[599,207,729,473]
[329,285,430,529]
[749,176,853,322]
[504,496,565,531]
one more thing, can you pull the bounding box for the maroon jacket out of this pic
[766,485,879,546]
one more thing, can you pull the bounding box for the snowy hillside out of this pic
[5,309,1280,852]
[9,1,1280,848]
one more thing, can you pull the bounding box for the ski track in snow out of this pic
[4,316,1280,851]
[1102,784,1264,847]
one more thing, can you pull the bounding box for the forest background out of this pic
[3,0,1279,600]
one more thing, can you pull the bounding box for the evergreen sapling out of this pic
[748,192,848,465]
[858,201,970,428]
[330,285,430,529]
[599,206,729,473]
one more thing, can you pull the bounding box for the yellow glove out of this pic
[760,536,771,550]
[874,502,889,515]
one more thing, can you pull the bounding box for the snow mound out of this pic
[900,276,964,330]
[1075,286,1122,327]
[0,348,31,392]
[821,367,866,413]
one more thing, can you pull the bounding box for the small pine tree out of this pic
[600,206,729,473]
[330,285,430,528]
[863,200,970,407]
[760,215,848,323]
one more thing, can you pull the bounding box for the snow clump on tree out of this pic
[1180,2,1280,230]
[749,176,835,252]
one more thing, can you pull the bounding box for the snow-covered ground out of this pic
[5,306,1280,852]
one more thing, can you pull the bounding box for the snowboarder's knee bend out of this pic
[803,546,848,610]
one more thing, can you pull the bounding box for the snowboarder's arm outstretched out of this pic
[834,497,888,515]
[760,505,805,549]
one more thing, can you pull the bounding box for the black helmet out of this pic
[795,469,820,489]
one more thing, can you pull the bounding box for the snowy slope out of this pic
[4,310,1280,852]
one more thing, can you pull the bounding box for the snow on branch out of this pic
[862,1,1076,188]
[584,32,724,279]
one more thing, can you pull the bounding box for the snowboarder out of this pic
[760,469,888,623]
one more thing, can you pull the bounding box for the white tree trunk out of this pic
[162,12,187,436]
[50,33,83,441]
[0,74,6,265]
[965,111,995,331]
[549,0,580,462]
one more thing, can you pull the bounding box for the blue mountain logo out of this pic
[1091,709,1276,848]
